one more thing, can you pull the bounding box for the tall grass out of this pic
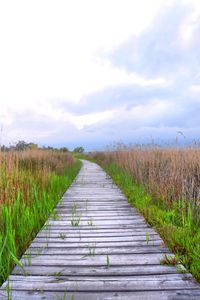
[0,150,81,284]
[93,147,200,208]
[91,146,200,281]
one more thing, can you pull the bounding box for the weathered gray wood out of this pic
[36,231,159,237]
[24,246,170,256]
[49,216,146,222]
[20,253,169,266]
[1,274,198,291]
[30,240,164,248]
[47,220,147,226]
[12,264,181,276]
[1,290,200,300]
[1,159,200,299]
[42,225,151,230]
[39,227,156,234]
[34,236,162,243]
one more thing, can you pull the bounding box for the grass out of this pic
[145,230,150,245]
[59,233,67,240]
[87,218,93,226]
[91,147,200,282]
[87,243,96,256]
[70,205,81,227]
[5,279,12,300]
[57,291,67,300]
[160,254,179,266]
[0,150,81,285]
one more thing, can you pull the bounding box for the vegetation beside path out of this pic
[90,148,200,283]
[0,150,81,285]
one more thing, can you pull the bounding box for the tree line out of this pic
[0,140,84,153]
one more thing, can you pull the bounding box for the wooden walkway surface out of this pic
[1,160,200,299]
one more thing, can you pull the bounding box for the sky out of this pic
[0,0,200,150]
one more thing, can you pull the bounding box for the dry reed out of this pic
[92,146,200,207]
[0,150,74,206]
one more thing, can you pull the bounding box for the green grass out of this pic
[0,159,81,285]
[101,163,200,282]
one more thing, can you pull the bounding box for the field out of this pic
[91,146,200,281]
[0,150,81,284]
[1,146,200,288]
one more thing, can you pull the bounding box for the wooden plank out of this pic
[24,246,170,256]
[1,274,198,291]
[12,264,180,276]
[36,231,159,237]
[55,208,137,212]
[40,226,154,232]
[42,224,151,230]
[33,236,162,243]
[47,220,147,226]
[20,253,172,266]
[55,207,136,211]
[1,290,200,300]
[49,216,145,221]
[30,240,164,248]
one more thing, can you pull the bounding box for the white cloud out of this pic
[179,10,200,47]
[112,99,175,127]
[190,85,200,93]
[0,0,166,107]
[0,0,200,148]
[69,110,116,130]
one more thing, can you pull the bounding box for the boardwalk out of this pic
[1,160,200,299]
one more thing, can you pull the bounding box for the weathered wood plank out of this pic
[36,231,159,237]
[49,216,145,221]
[34,236,162,243]
[12,264,180,276]
[47,220,147,226]
[30,240,164,248]
[42,224,151,230]
[1,274,198,291]
[39,227,155,233]
[19,253,172,267]
[1,290,200,300]
[24,246,170,256]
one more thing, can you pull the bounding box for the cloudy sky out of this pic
[0,0,200,150]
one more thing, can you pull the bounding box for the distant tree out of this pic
[14,141,39,151]
[47,146,54,150]
[60,147,69,152]
[15,140,27,151]
[0,145,9,152]
[73,146,84,153]
[27,143,38,150]
[42,145,57,151]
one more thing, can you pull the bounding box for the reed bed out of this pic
[93,147,200,208]
[0,150,81,284]
[91,146,200,281]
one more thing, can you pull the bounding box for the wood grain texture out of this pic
[1,160,200,299]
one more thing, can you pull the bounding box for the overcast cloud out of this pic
[0,0,200,150]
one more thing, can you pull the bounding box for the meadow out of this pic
[0,150,81,284]
[91,146,200,282]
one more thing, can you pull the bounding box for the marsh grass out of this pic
[161,254,179,266]
[92,147,200,210]
[87,243,96,256]
[70,203,81,227]
[91,147,200,282]
[0,150,81,285]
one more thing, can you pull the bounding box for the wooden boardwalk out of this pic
[1,160,200,299]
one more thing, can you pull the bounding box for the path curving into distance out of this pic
[1,160,200,299]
